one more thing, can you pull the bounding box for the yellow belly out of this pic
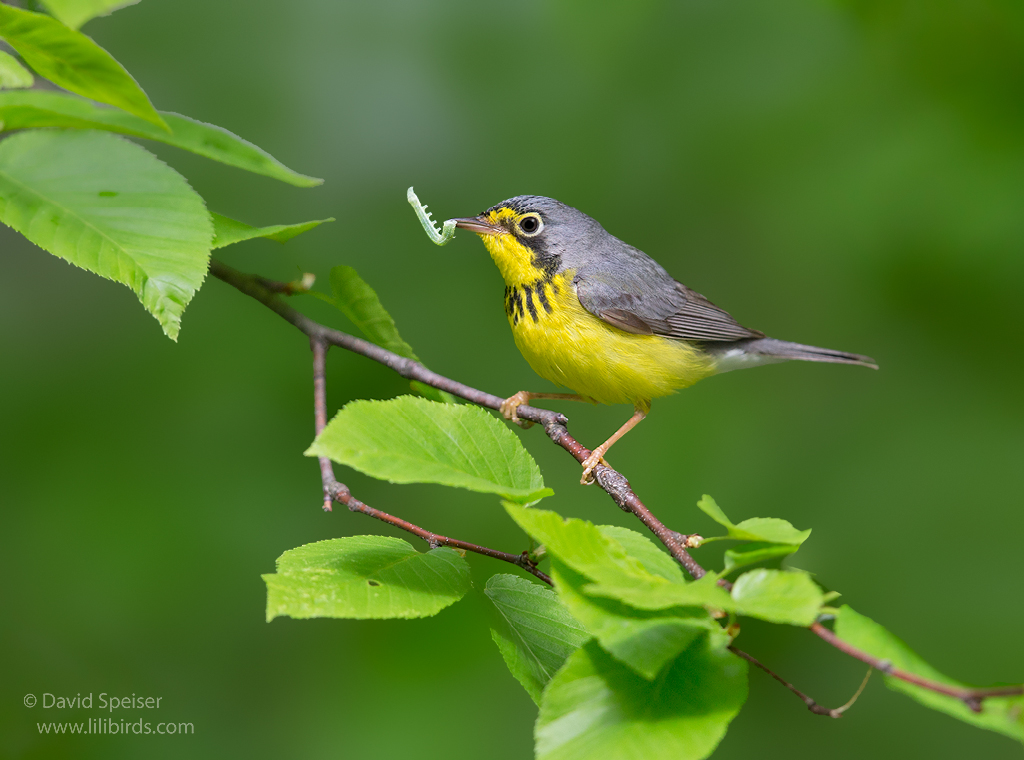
[507,272,715,407]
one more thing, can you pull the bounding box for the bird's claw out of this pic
[580,451,610,485]
[500,392,534,428]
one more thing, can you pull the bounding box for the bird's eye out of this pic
[518,214,543,236]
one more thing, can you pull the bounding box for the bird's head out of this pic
[453,196,601,285]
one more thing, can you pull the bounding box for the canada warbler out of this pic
[452,196,876,484]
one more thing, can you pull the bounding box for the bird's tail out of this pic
[739,338,878,369]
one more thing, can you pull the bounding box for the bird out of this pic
[451,196,877,484]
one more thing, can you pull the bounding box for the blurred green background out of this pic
[2,0,1023,757]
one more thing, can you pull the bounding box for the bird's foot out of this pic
[580,450,610,485]
[500,391,534,428]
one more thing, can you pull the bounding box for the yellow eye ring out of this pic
[518,213,543,237]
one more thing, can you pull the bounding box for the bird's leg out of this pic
[581,406,648,485]
[500,392,587,427]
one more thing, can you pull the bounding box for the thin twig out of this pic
[834,667,874,716]
[730,646,871,718]
[310,336,551,585]
[331,482,552,585]
[311,338,334,512]
[210,258,1022,709]
[810,623,1021,712]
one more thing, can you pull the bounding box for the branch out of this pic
[210,258,1022,709]
[211,258,705,578]
[809,622,1022,712]
[256,272,316,295]
[310,337,551,585]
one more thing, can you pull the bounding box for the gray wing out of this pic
[573,259,763,343]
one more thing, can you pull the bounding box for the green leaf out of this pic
[588,529,733,612]
[0,51,33,89]
[506,505,733,612]
[315,265,455,404]
[583,573,733,612]
[39,0,139,30]
[307,396,553,504]
[535,637,748,760]
[597,525,684,583]
[729,568,824,626]
[328,265,419,359]
[553,560,717,680]
[485,574,591,704]
[0,91,322,186]
[834,605,1024,743]
[0,129,212,339]
[697,495,811,545]
[505,505,652,586]
[0,5,166,130]
[211,212,332,249]
[263,535,470,621]
[722,542,799,575]
[507,516,724,679]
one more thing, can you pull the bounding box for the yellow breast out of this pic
[477,226,714,406]
[503,270,714,407]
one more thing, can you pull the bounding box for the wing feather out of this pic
[576,275,762,343]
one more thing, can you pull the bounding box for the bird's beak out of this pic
[452,215,503,236]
